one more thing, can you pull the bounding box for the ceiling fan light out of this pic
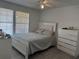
[41,4,44,9]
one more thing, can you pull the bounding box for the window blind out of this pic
[0,8,13,35]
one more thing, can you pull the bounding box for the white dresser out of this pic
[57,28,79,57]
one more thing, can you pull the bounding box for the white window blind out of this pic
[0,8,13,35]
[15,11,29,33]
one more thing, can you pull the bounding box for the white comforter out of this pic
[12,32,55,59]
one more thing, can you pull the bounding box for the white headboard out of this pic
[39,22,57,32]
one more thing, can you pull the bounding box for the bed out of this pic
[12,22,57,59]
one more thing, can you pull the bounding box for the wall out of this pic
[40,5,79,29]
[0,1,41,32]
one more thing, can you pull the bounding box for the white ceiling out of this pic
[4,0,79,9]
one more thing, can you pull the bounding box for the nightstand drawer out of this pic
[57,45,75,56]
[57,41,76,51]
[58,38,77,46]
[59,34,77,41]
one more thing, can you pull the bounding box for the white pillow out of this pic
[42,30,53,36]
[35,29,44,34]
[36,24,54,36]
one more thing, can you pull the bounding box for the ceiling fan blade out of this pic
[45,4,51,7]
[35,0,58,9]
[43,0,48,4]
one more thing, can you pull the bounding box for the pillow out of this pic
[36,24,54,36]
[35,28,44,34]
[42,29,53,36]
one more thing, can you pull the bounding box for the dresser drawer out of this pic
[58,29,78,36]
[57,45,75,56]
[58,38,77,46]
[58,34,77,41]
[57,41,76,51]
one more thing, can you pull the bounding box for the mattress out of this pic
[12,32,56,59]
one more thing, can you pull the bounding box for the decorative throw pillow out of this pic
[36,24,54,36]
[35,29,44,34]
[42,30,52,36]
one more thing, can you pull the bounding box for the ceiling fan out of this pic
[39,0,56,9]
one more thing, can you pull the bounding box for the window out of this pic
[15,11,29,33]
[0,8,29,35]
[0,8,13,35]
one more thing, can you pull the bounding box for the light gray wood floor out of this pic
[11,47,79,59]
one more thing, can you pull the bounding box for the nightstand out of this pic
[57,28,79,57]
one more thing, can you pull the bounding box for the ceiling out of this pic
[3,0,79,10]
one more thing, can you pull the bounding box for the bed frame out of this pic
[12,22,58,59]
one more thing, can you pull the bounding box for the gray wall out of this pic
[0,1,41,32]
[40,5,79,29]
